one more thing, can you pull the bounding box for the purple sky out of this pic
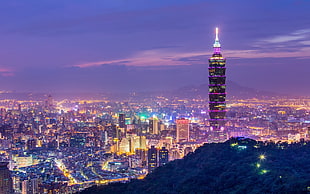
[0,0,309,95]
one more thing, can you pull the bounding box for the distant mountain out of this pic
[171,81,281,99]
[80,138,310,193]
[0,81,285,101]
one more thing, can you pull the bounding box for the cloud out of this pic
[257,28,310,44]
[73,45,310,68]
[0,68,14,77]
[266,35,304,44]
[226,47,310,59]
[300,41,310,46]
[73,49,194,68]
[74,60,131,68]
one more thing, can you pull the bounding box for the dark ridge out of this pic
[79,138,310,193]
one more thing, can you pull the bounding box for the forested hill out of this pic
[80,138,310,194]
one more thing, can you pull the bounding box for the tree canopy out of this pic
[80,138,310,194]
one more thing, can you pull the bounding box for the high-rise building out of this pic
[159,147,169,166]
[147,146,158,172]
[22,178,39,194]
[208,27,227,141]
[135,149,147,167]
[118,113,126,129]
[176,118,190,142]
[101,130,108,146]
[149,117,159,134]
[129,135,146,152]
[119,137,130,154]
[0,162,13,194]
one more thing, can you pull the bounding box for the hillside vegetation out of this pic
[80,138,310,193]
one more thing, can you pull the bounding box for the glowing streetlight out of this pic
[261,169,268,174]
[259,154,266,160]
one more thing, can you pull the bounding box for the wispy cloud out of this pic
[73,45,310,68]
[0,68,14,77]
[226,47,310,59]
[73,49,195,68]
[257,28,310,44]
[300,40,310,45]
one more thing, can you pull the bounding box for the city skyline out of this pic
[0,0,309,95]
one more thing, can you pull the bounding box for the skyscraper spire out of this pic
[208,27,226,142]
[213,27,221,53]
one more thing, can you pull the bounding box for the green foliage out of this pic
[79,138,310,193]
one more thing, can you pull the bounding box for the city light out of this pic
[260,169,268,174]
[259,155,266,160]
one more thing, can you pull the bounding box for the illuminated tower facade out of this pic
[159,147,169,166]
[208,28,227,141]
[147,146,158,172]
[176,118,190,142]
[149,117,159,135]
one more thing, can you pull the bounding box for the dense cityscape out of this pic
[1,25,310,193]
[1,92,310,193]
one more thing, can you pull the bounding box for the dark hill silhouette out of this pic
[79,138,310,193]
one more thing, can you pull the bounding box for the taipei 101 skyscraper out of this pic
[208,28,227,142]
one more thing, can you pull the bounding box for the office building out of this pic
[119,113,126,129]
[176,118,190,142]
[149,117,159,135]
[159,147,169,166]
[147,146,158,172]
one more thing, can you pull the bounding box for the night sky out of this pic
[0,0,309,95]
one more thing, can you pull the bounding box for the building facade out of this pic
[176,118,190,142]
[0,162,13,194]
[147,146,158,172]
[208,28,227,142]
[118,113,126,129]
[159,147,169,166]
